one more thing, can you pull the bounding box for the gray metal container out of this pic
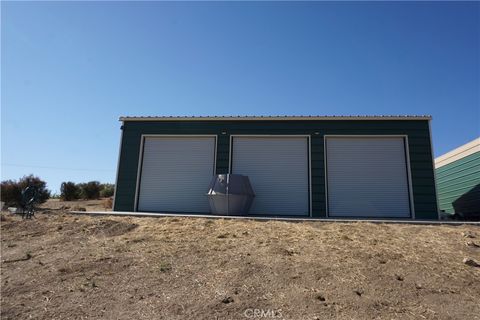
[206,174,255,215]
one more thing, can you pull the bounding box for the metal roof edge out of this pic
[435,137,480,168]
[119,115,432,122]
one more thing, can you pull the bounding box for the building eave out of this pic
[119,115,432,122]
[435,137,480,169]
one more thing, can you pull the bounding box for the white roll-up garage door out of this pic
[231,136,309,216]
[326,136,412,218]
[137,136,215,213]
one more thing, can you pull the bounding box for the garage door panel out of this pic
[137,137,215,213]
[232,137,309,216]
[327,137,411,218]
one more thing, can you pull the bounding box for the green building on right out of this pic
[435,137,480,220]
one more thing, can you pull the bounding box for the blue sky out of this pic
[2,2,479,193]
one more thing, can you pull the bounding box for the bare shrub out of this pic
[103,198,113,210]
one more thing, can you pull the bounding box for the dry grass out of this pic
[1,201,479,320]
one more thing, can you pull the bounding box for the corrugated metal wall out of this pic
[436,151,480,215]
[113,120,438,219]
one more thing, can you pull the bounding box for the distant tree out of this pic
[60,182,81,201]
[1,175,50,206]
[79,181,101,200]
[100,183,115,198]
[1,179,22,207]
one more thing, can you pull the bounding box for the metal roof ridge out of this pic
[119,115,432,121]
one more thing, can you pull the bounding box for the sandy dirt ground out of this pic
[1,200,480,320]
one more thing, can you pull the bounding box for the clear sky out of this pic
[2,1,479,194]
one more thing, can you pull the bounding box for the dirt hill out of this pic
[1,200,479,319]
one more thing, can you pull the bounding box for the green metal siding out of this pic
[436,151,480,215]
[113,120,438,219]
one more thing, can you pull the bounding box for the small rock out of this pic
[463,258,480,267]
[415,283,423,289]
[395,275,404,281]
[462,231,476,239]
[316,294,326,302]
[466,241,480,248]
[354,289,363,296]
[284,248,298,256]
[222,296,234,304]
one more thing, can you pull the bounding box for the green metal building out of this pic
[113,116,438,220]
[435,137,480,218]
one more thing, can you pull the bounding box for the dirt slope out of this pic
[1,203,480,320]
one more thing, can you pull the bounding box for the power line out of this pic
[1,163,115,172]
